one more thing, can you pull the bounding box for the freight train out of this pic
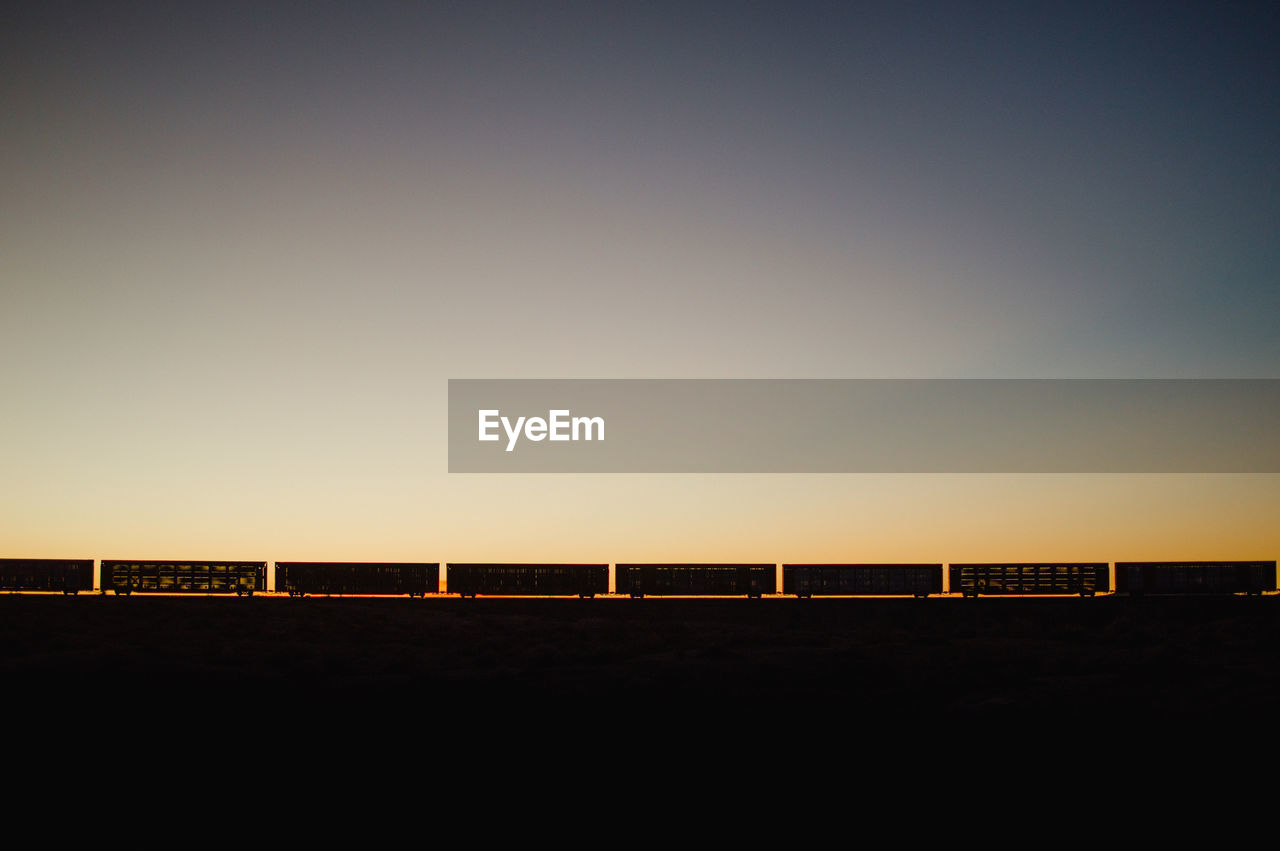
[2,558,1275,597]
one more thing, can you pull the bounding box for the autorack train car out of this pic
[1115,561,1277,596]
[447,563,608,598]
[783,564,943,598]
[616,564,776,598]
[101,560,267,596]
[949,562,1108,597]
[275,562,439,597]
[0,558,95,595]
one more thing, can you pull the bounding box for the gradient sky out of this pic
[3,1,1278,564]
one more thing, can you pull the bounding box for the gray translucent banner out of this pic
[448,379,1280,473]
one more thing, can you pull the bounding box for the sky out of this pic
[2,1,1278,565]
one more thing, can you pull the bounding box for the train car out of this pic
[0,558,95,594]
[783,564,943,598]
[616,564,776,598]
[275,562,439,596]
[1115,561,1277,596]
[448,563,608,598]
[101,560,267,596]
[949,563,1108,597]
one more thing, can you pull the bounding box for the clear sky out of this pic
[3,1,1277,564]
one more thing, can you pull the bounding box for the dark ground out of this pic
[6,594,1277,811]
[5,594,1277,717]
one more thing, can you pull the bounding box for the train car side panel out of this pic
[275,562,438,596]
[949,563,1109,597]
[783,564,944,597]
[0,559,95,594]
[1116,561,1277,595]
[616,564,776,597]
[102,560,267,595]
[447,564,608,597]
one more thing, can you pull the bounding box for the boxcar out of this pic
[783,564,943,598]
[616,564,776,598]
[949,563,1108,597]
[101,560,267,596]
[448,564,608,598]
[275,561,438,596]
[0,558,95,594]
[1115,561,1277,596]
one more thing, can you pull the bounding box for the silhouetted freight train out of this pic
[1,559,1276,597]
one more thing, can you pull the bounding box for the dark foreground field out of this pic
[7,593,1280,806]
[4,595,1277,722]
